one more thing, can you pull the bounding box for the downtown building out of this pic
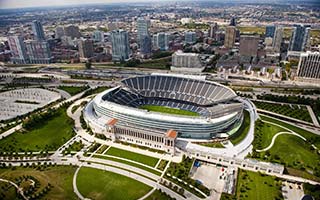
[25,40,52,64]
[111,29,130,61]
[171,50,204,72]
[78,39,94,62]
[289,24,310,52]
[239,35,260,57]
[32,20,46,41]
[136,17,150,42]
[296,51,320,83]
[185,31,196,44]
[153,32,170,51]
[64,25,81,39]
[224,26,236,49]
[7,36,28,64]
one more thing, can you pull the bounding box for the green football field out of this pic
[139,105,199,116]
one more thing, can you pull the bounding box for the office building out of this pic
[154,32,170,51]
[25,40,51,64]
[32,20,46,41]
[209,23,218,38]
[137,17,150,42]
[78,39,94,61]
[296,51,320,82]
[289,25,310,52]
[140,34,152,56]
[171,50,204,72]
[55,26,65,39]
[185,31,196,44]
[224,26,236,49]
[272,26,283,53]
[230,17,236,26]
[64,25,81,39]
[239,35,260,57]
[111,30,130,61]
[8,35,28,64]
[265,25,276,38]
[93,31,104,42]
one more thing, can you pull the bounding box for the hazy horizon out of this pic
[1,0,318,9]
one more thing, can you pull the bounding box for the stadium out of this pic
[84,74,245,143]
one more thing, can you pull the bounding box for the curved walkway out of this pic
[0,178,28,200]
[256,131,306,152]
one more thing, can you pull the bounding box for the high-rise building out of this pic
[185,31,196,44]
[32,20,46,41]
[154,32,170,51]
[265,25,276,38]
[78,39,94,61]
[93,31,104,42]
[140,34,152,56]
[272,26,283,53]
[296,51,320,82]
[171,50,204,72]
[209,23,218,38]
[239,35,260,57]
[55,26,65,39]
[289,25,310,52]
[224,26,236,49]
[230,17,236,26]
[8,35,28,64]
[111,30,130,61]
[64,25,81,39]
[137,17,150,42]
[25,40,51,64]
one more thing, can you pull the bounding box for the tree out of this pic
[85,61,92,69]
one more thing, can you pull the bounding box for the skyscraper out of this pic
[25,40,51,64]
[185,31,196,44]
[140,34,152,56]
[272,26,283,53]
[8,35,28,64]
[78,39,94,61]
[32,20,46,41]
[289,25,310,52]
[111,30,130,61]
[154,32,170,51]
[296,51,320,81]
[64,25,81,39]
[265,25,276,38]
[55,26,65,39]
[93,31,104,42]
[209,23,218,38]
[224,26,236,49]
[239,35,260,57]
[230,17,237,26]
[137,17,150,42]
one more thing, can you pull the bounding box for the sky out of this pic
[0,0,149,9]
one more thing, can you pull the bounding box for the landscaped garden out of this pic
[105,147,159,167]
[253,100,313,123]
[221,169,283,200]
[0,165,77,200]
[76,167,152,200]
[0,106,75,153]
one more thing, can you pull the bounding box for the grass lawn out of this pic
[145,189,174,200]
[105,147,159,167]
[260,115,320,149]
[253,120,286,150]
[58,85,88,96]
[230,110,250,145]
[0,182,17,200]
[77,167,152,200]
[253,101,312,123]
[92,154,161,176]
[139,105,199,116]
[0,108,75,152]
[222,169,282,200]
[96,145,109,154]
[64,141,84,154]
[267,134,319,171]
[0,166,77,200]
